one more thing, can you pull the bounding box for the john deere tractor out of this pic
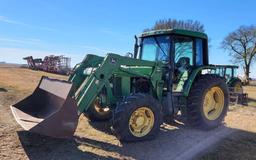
[11,29,230,142]
[209,65,243,93]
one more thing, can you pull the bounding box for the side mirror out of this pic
[125,52,133,58]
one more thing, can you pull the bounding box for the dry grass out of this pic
[0,65,67,91]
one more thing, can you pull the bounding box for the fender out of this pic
[183,65,216,97]
[227,77,241,86]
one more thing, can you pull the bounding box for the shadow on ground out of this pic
[0,88,7,92]
[17,115,188,160]
[18,131,113,160]
[18,120,189,160]
[87,115,187,135]
[247,97,256,107]
[88,120,113,135]
[198,129,256,160]
[17,118,256,160]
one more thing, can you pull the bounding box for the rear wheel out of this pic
[187,74,229,129]
[112,93,162,142]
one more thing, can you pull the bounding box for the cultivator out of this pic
[23,56,43,70]
[23,55,71,75]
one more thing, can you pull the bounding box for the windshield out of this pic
[140,35,170,62]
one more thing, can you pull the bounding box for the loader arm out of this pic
[74,53,163,113]
[68,54,104,93]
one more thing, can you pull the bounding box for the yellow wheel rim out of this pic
[203,87,225,121]
[234,83,242,93]
[129,107,154,137]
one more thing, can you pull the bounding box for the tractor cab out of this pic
[135,29,209,92]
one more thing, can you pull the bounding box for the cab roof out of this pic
[140,29,208,39]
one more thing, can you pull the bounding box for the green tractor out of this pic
[209,65,243,93]
[11,29,230,142]
[209,65,248,105]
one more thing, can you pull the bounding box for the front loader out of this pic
[11,29,230,141]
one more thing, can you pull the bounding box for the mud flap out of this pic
[10,76,79,138]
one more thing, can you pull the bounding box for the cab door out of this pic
[172,36,204,93]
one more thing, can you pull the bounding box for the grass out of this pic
[0,66,67,91]
[0,66,67,107]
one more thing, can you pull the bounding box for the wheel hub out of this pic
[129,107,154,137]
[136,116,144,126]
[203,87,225,120]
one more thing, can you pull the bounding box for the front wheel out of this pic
[112,93,162,142]
[84,97,112,121]
[187,74,229,129]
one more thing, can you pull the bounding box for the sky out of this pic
[0,0,255,77]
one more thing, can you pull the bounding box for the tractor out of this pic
[11,29,230,142]
[209,65,243,93]
[207,65,247,105]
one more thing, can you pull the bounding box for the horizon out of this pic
[0,0,255,78]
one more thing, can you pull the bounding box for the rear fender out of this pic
[183,66,215,97]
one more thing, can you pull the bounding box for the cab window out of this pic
[174,37,193,65]
[141,36,170,62]
[225,68,232,80]
[196,39,203,65]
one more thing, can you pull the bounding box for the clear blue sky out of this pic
[0,0,255,77]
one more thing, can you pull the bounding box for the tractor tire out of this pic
[112,93,162,142]
[84,98,112,122]
[230,79,243,93]
[187,74,229,129]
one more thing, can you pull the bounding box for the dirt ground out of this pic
[0,65,256,160]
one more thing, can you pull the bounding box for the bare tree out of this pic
[222,25,256,84]
[144,19,205,32]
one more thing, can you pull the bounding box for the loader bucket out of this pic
[10,76,79,138]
